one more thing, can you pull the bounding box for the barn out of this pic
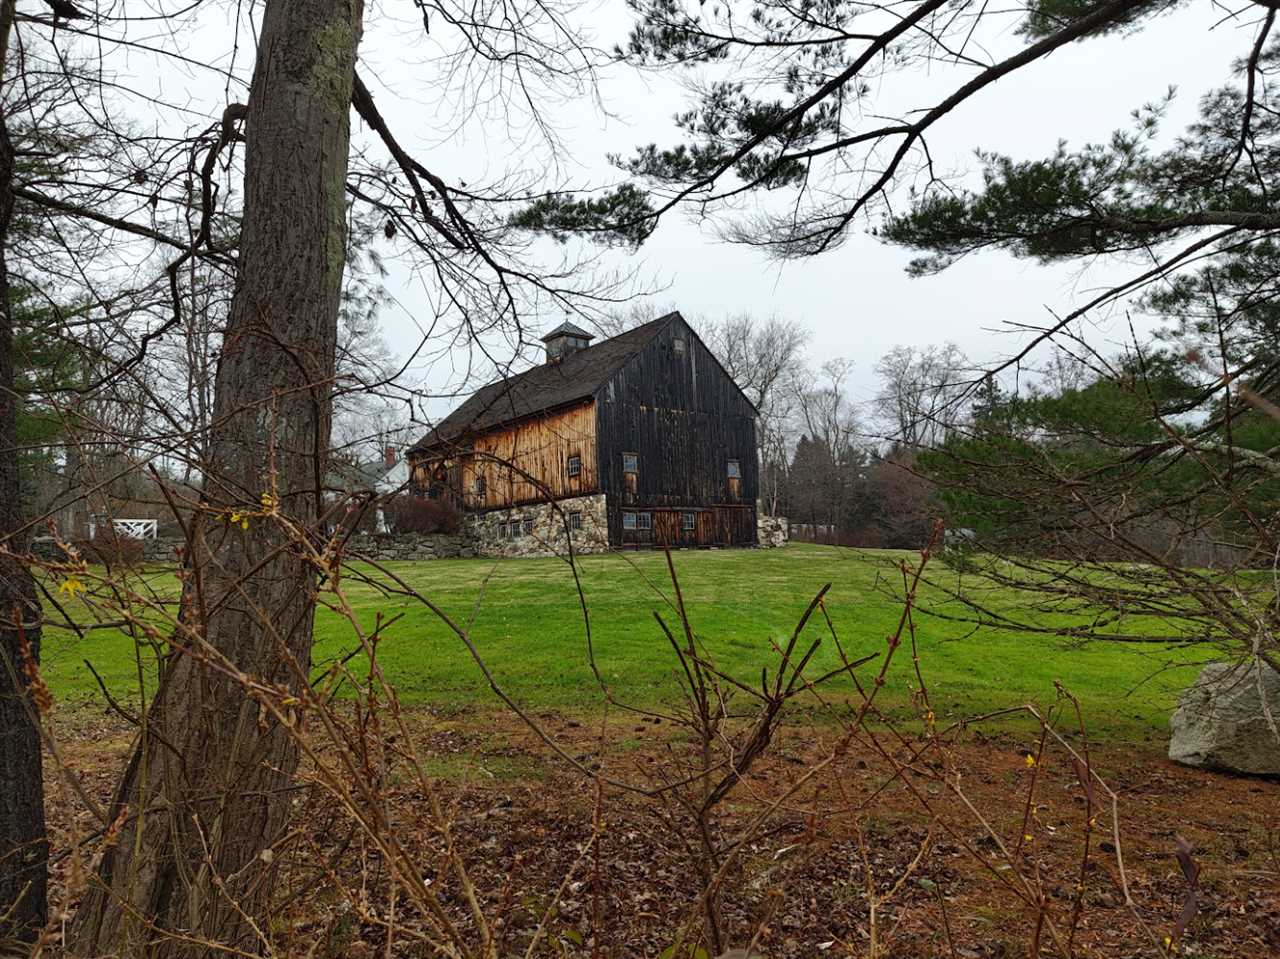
[407,312,759,552]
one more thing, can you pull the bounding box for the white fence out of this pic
[87,517,158,540]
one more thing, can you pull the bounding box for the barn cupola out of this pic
[541,321,594,363]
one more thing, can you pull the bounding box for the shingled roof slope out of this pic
[410,314,676,453]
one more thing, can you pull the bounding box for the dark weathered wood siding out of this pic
[594,315,758,547]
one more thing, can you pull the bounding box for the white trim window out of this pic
[682,511,696,531]
[567,454,582,478]
[622,511,637,530]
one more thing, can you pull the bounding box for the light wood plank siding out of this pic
[412,401,598,510]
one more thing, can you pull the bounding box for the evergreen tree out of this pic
[617,0,1262,257]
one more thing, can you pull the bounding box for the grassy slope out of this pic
[41,544,1208,741]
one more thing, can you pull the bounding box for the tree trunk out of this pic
[0,0,49,941]
[68,0,363,954]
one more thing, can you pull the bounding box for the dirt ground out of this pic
[42,706,1280,958]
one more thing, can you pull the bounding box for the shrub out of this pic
[78,530,145,568]
[383,494,460,534]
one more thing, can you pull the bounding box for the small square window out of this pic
[569,511,583,531]
[622,512,637,530]
[637,512,652,530]
[567,454,582,478]
[673,338,685,356]
[682,511,696,531]
[622,452,638,474]
[522,518,534,536]
[727,459,741,479]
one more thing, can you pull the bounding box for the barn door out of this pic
[654,511,679,547]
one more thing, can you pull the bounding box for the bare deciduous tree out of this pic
[871,343,970,451]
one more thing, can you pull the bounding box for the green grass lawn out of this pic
[40,544,1210,742]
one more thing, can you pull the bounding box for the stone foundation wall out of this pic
[469,493,609,558]
[757,512,789,548]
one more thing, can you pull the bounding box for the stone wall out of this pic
[345,532,470,561]
[144,538,185,562]
[469,493,610,558]
[757,512,789,548]
[27,536,186,564]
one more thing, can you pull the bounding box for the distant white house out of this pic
[374,449,411,532]
[375,448,411,497]
[328,446,412,532]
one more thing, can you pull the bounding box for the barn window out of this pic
[622,511,637,530]
[637,512,652,530]
[427,482,443,500]
[474,473,486,495]
[726,459,741,479]
[569,511,583,531]
[622,452,638,474]
[567,454,582,478]
[522,518,534,536]
[682,511,696,531]
[673,337,686,356]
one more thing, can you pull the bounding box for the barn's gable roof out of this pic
[410,314,677,453]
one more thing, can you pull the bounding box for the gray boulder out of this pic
[1169,660,1280,775]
